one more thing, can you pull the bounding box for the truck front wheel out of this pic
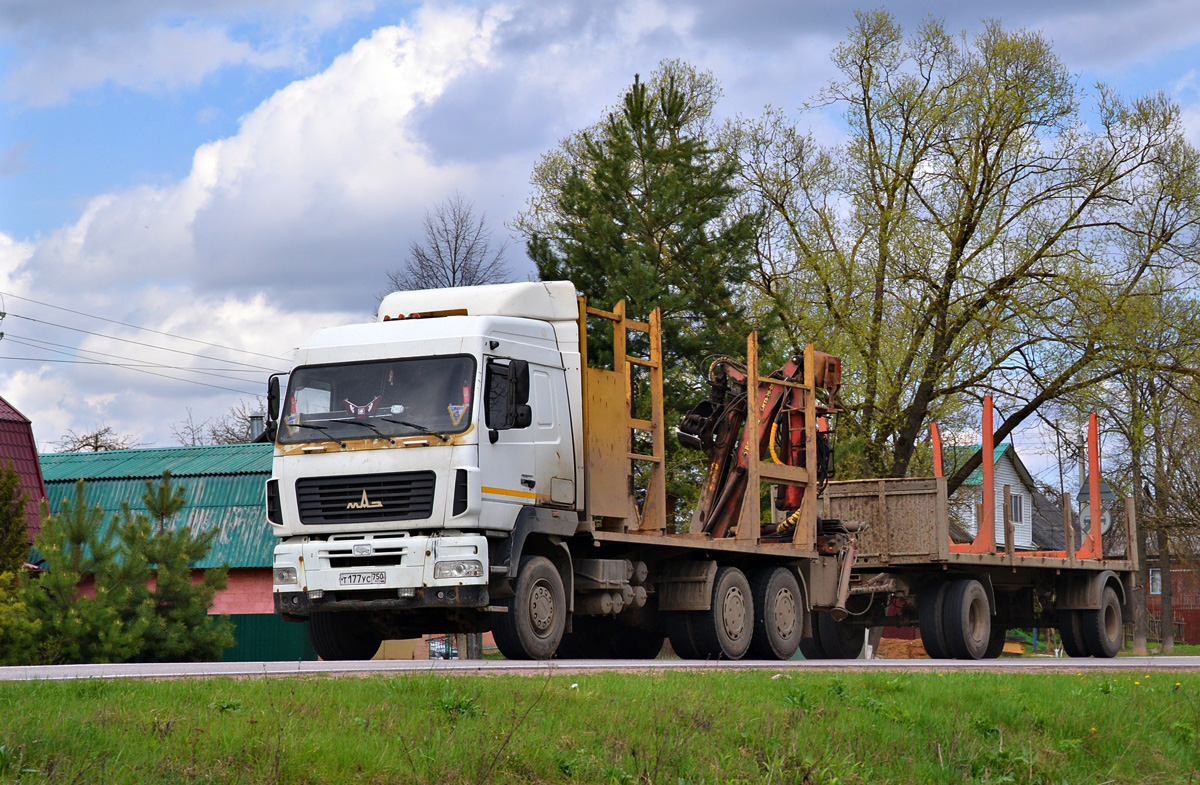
[307,611,383,660]
[493,555,566,660]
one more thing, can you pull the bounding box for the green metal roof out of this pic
[40,442,273,481]
[39,443,275,569]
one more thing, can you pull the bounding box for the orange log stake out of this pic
[1078,413,1103,559]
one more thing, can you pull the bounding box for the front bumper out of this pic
[272,532,490,611]
[275,584,488,613]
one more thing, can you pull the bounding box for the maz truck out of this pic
[265,281,1138,661]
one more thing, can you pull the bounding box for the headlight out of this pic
[434,560,483,579]
[274,567,298,585]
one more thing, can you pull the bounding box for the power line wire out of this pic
[2,334,265,385]
[0,290,289,362]
[3,312,287,372]
[0,355,261,396]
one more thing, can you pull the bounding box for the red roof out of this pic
[0,396,47,542]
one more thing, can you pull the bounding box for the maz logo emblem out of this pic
[347,490,384,510]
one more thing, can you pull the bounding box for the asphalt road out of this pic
[2,656,1200,681]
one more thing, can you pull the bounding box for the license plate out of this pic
[339,571,385,586]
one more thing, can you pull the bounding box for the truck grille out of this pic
[295,472,436,525]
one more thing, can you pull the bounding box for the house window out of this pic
[1009,493,1023,524]
[1149,568,1161,596]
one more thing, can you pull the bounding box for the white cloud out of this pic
[0,0,377,106]
[25,5,511,310]
[0,232,34,294]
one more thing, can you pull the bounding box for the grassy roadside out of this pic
[1,670,1198,784]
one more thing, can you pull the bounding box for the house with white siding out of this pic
[946,444,1037,550]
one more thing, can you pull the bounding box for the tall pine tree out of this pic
[516,61,758,523]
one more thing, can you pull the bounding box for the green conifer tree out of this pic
[134,471,234,662]
[0,461,29,574]
[22,481,134,663]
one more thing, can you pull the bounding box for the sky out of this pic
[2,0,1200,483]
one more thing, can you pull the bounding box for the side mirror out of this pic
[266,375,282,441]
[513,404,532,429]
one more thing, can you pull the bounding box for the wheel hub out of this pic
[774,588,797,639]
[530,581,555,634]
[723,586,746,641]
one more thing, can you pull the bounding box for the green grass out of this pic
[0,670,1198,783]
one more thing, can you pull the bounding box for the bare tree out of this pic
[52,426,137,452]
[208,398,264,444]
[385,192,511,293]
[170,399,264,446]
[171,408,210,447]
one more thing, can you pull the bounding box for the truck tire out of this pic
[555,615,609,659]
[667,612,704,659]
[557,617,665,659]
[1080,585,1123,658]
[609,625,666,659]
[815,612,865,659]
[691,566,754,660]
[942,579,991,660]
[798,611,826,659]
[1058,609,1090,657]
[492,555,566,660]
[307,611,383,661]
[918,582,951,659]
[748,567,801,660]
[982,625,1007,659]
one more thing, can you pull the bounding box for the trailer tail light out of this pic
[452,469,468,516]
[266,479,282,524]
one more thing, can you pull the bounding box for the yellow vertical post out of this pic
[737,332,761,542]
[795,344,818,549]
[639,307,666,533]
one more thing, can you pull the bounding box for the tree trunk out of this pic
[1130,442,1150,656]
[1158,530,1174,654]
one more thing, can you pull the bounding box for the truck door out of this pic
[530,366,575,507]
[479,357,537,526]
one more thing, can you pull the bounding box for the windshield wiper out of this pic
[293,421,347,448]
[380,418,450,442]
[329,417,396,445]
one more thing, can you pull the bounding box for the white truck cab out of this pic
[267,282,584,658]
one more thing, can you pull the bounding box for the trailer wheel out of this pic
[918,582,951,659]
[815,612,865,659]
[691,566,754,660]
[492,555,566,660]
[1058,610,1090,657]
[982,625,1007,659]
[1080,585,1123,658]
[943,579,991,660]
[748,568,801,660]
[307,611,383,660]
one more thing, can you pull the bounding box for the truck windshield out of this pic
[278,355,476,444]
